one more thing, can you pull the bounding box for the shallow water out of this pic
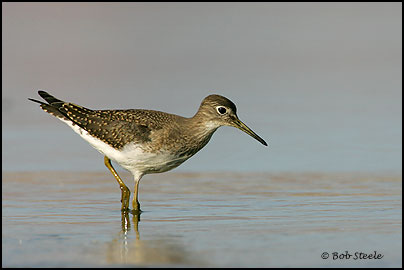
[3,3,402,267]
[2,171,402,267]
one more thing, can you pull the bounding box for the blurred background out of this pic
[2,2,402,173]
[2,4,402,267]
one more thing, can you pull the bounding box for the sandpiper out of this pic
[29,91,267,212]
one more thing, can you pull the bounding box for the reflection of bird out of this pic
[105,212,204,266]
[121,211,140,239]
[29,91,267,212]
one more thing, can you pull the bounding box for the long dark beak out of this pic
[232,118,268,146]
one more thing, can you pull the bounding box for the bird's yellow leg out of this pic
[132,179,141,213]
[104,156,130,211]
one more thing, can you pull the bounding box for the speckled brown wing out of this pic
[61,104,162,149]
[30,91,167,149]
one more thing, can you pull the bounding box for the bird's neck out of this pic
[189,110,220,137]
[176,112,219,154]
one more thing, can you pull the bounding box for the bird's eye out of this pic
[216,106,227,115]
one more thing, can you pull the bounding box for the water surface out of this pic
[2,171,401,267]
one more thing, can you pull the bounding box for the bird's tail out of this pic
[28,90,70,121]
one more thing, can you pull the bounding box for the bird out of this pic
[29,90,267,213]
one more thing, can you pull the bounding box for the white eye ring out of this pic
[216,106,227,115]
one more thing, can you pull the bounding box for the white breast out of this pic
[57,117,190,177]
